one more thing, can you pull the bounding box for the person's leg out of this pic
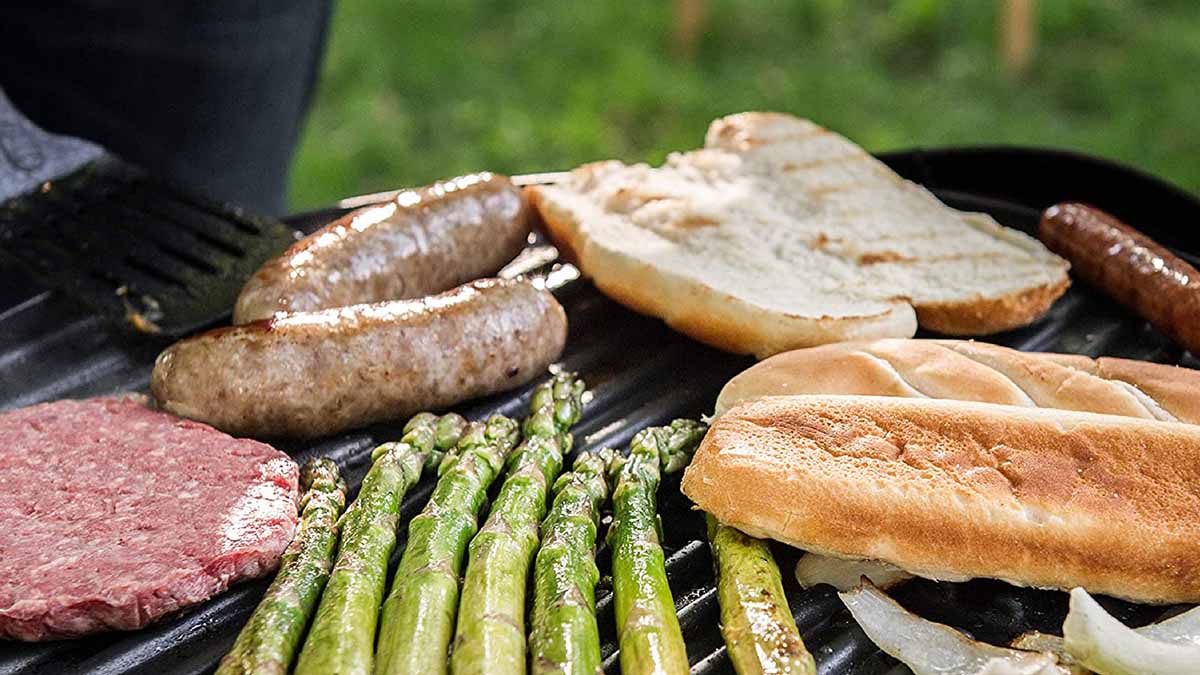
[0,0,332,216]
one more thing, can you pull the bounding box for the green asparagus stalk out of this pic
[705,514,816,675]
[373,413,522,675]
[293,413,465,675]
[216,458,348,675]
[528,447,617,675]
[450,373,587,675]
[609,420,708,675]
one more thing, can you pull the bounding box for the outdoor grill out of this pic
[2,147,1197,675]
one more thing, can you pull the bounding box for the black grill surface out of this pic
[2,147,1198,675]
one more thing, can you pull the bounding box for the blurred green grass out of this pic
[288,0,1200,210]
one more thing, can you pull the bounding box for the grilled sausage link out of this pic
[1040,202,1200,354]
[233,173,532,324]
[154,279,567,438]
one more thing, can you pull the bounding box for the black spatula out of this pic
[0,92,299,338]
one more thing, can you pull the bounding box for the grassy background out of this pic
[287,0,1200,210]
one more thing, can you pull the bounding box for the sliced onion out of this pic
[795,553,913,591]
[839,581,1066,675]
[1063,587,1200,675]
[1136,604,1200,646]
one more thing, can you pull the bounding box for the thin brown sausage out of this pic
[232,173,532,324]
[1040,202,1200,354]
[153,278,567,438]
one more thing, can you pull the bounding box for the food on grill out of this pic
[0,397,298,641]
[374,414,521,675]
[609,420,708,675]
[526,112,1069,358]
[152,278,567,438]
[839,582,1066,675]
[683,395,1200,604]
[1040,202,1200,358]
[294,413,464,675]
[794,553,911,591]
[233,172,532,324]
[714,338,1200,422]
[706,514,817,675]
[217,458,347,675]
[451,373,585,675]
[1064,587,1200,675]
[529,448,617,675]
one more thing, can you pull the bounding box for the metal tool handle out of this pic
[336,171,569,210]
[0,89,105,204]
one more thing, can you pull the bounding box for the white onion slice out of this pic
[1136,604,1200,646]
[1063,587,1200,675]
[795,553,913,591]
[840,582,1066,675]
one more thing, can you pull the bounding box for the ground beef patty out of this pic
[0,396,299,641]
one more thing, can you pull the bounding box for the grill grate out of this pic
[1,147,1198,675]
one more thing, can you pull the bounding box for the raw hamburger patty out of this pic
[0,397,299,641]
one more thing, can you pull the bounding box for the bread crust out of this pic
[682,395,1200,604]
[914,277,1071,335]
[715,338,1200,423]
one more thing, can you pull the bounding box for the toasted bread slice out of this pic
[528,112,1069,358]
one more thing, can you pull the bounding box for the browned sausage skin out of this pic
[154,278,567,438]
[232,173,533,324]
[1040,202,1200,354]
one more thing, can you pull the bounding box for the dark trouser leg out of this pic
[0,0,333,216]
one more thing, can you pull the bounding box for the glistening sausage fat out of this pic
[233,173,532,324]
[1040,202,1200,354]
[153,278,567,438]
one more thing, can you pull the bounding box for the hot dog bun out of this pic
[714,338,1200,423]
[527,112,1069,358]
[681,395,1200,604]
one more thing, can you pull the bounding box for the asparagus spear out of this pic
[216,458,348,675]
[609,420,708,675]
[528,447,617,675]
[450,373,587,675]
[294,413,465,675]
[374,412,522,675]
[705,514,816,675]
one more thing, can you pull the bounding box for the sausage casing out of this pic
[1040,202,1200,354]
[233,173,532,324]
[153,278,567,438]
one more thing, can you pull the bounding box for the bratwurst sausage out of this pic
[153,278,567,438]
[233,173,532,324]
[1040,202,1200,354]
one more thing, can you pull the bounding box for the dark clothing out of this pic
[0,1,332,215]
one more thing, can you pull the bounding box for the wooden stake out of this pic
[672,0,708,60]
[1001,0,1036,75]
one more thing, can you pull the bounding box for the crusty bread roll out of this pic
[714,338,1200,423]
[681,395,1200,604]
[528,113,1069,358]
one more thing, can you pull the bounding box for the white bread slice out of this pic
[713,338,1200,423]
[528,112,1069,358]
[681,394,1200,604]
